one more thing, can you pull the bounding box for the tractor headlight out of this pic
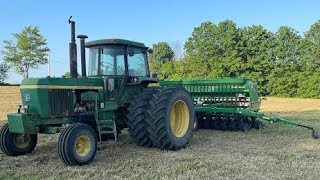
[24,105,30,114]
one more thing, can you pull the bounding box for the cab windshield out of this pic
[88,46,148,77]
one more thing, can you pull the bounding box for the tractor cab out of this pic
[86,39,150,78]
[83,39,157,100]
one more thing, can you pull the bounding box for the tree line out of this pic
[149,20,320,98]
[1,20,318,98]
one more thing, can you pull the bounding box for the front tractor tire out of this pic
[147,87,195,150]
[0,123,37,156]
[58,123,97,166]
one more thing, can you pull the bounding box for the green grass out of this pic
[0,97,320,179]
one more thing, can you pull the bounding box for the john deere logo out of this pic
[24,94,30,101]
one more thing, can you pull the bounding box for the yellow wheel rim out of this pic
[75,135,91,157]
[13,134,31,148]
[170,100,190,137]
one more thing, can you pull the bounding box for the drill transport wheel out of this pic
[253,120,264,129]
[240,122,250,132]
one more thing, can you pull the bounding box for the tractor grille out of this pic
[48,89,74,117]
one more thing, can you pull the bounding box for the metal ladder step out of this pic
[97,119,117,142]
[100,130,114,134]
[98,119,114,127]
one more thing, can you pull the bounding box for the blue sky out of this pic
[1,0,320,83]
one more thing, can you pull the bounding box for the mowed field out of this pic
[0,86,320,179]
[0,86,21,121]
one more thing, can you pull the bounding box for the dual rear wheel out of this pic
[128,87,195,150]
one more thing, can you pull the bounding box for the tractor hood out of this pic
[20,77,103,88]
[19,77,103,118]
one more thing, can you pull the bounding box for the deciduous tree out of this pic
[1,26,50,79]
[0,63,9,84]
[149,42,174,76]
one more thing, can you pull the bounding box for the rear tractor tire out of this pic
[147,87,195,150]
[58,123,97,166]
[127,88,159,147]
[0,123,37,156]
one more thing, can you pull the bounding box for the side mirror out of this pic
[147,48,153,53]
[164,72,169,79]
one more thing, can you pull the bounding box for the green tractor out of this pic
[0,17,195,165]
[2,17,319,166]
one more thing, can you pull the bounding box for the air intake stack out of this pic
[77,35,88,77]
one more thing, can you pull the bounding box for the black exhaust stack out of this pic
[68,16,77,78]
[77,35,88,77]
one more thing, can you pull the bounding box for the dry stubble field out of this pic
[0,86,320,179]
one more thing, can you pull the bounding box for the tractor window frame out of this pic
[88,45,127,78]
[126,47,150,77]
[87,45,150,78]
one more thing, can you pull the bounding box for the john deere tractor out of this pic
[1,17,319,166]
[0,17,195,165]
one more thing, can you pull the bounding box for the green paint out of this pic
[7,113,39,134]
[160,78,247,85]
[21,77,103,87]
[161,78,260,111]
[20,88,50,118]
[19,77,103,118]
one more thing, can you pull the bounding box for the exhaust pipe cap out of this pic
[77,35,88,39]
